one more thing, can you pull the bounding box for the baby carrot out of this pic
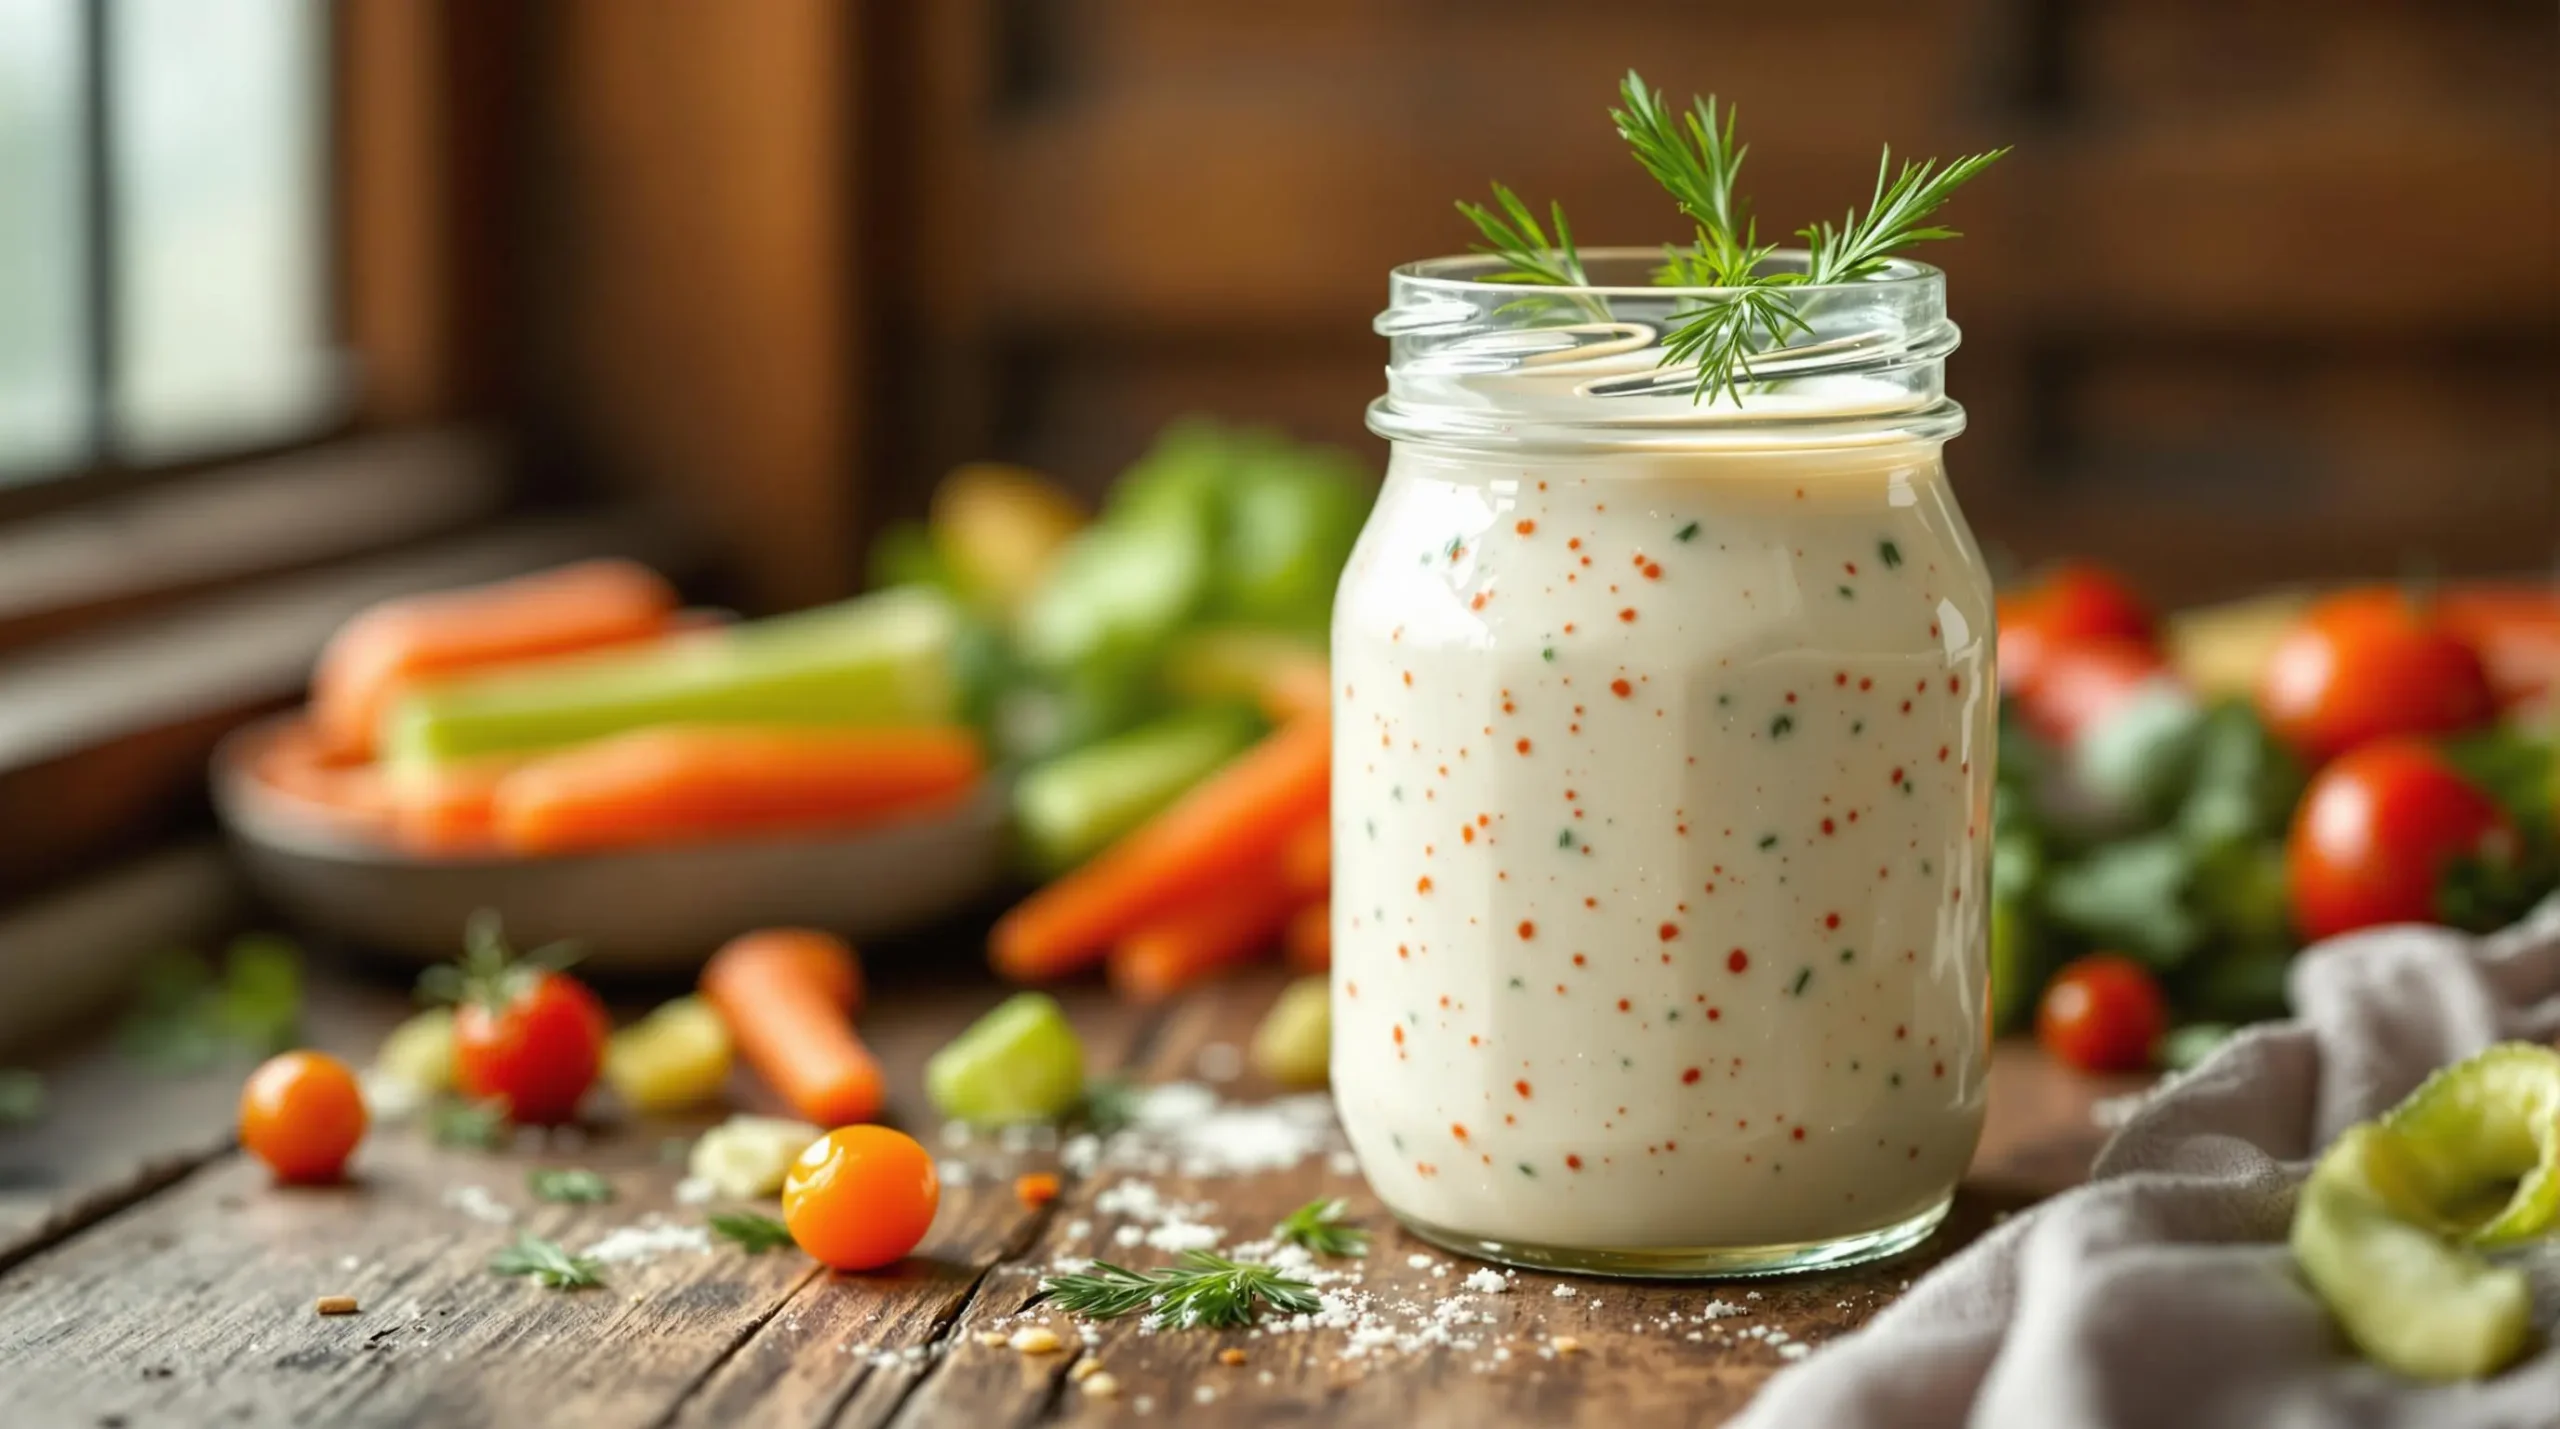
[1283,901,1331,974]
[1281,818,1330,900]
[385,760,518,855]
[313,559,678,760]
[702,929,882,1126]
[490,726,983,856]
[248,719,396,839]
[1107,875,1299,1005]
[992,714,1329,984]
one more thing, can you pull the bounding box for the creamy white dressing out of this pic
[1330,439,1994,1255]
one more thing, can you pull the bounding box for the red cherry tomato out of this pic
[239,1050,368,1183]
[452,969,608,1124]
[2256,589,2494,766]
[2016,638,2176,747]
[2286,738,2516,942]
[782,1125,940,1271]
[2035,954,2168,1073]
[1998,563,2157,700]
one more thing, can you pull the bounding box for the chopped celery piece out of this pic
[689,1115,823,1199]
[2291,1043,2560,1380]
[926,993,1086,1126]
[930,463,1086,615]
[374,1008,456,1094]
[383,587,961,772]
[1013,708,1262,872]
[1012,512,1208,674]
[605,997,733,1114]
[1251,977,1330,1089]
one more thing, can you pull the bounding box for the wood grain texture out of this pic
[0,962,2135,1427]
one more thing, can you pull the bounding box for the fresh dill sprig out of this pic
[1801,145,2011,285]
[1454,70,2006,405]
[526,1167,614,1204]
[488,1232,605,1290]
[1272,1197,1368,1258]
[707,1211,796,1254]
[1037,1251,1322,1329]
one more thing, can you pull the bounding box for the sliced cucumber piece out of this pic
[2290,1124,2533,1381]
[926,993,1087,1126]
[2379,1042,2560,1247]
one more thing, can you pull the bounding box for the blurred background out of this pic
[0,0,2554,963]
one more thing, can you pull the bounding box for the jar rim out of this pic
[1390,248,1941,302]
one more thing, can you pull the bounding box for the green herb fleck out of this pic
[1274,1198,1368,1258]
[430,1098,510,1151]
[1758,833,1780,850]
[527,1167,614,1204]
[1889,1072,1904,1087]
[1519,1163,1538,1177]
[418,911,579,1016]
[1790,968,1813,995]
[1676,521,1700,542]
[1509,977,1526,990]
[1444,536,1466,561]
[1365,819,1378,839]
[1851,720,1864,735]
[1770,714,1795,738]
[489,1232,604,1291]
[1838,585,1855,600]
[1839,948,1857,964]
[1879,539,1903,569]
[1038,1252,1321,1330]
[708,1211,796,1254]
[1391,786,1404,802]
[1558,828,1577,849]
[1717,693,1732,708]
[1542,647,1556,662]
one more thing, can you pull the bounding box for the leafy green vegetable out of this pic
[489,1232,604,1291]
[2044,835,2206,969]
[1037,1251,1320,1328]
[2177,700,2305,850]
[1273,1198,1367,1257]
[527,1167,614,1204]
[708,1211,796,1254]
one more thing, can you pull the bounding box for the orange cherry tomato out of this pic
[239,1051,369,1183]
[1998,563,2156,701]
[782,1125,940,1271]
[2286,738,2516,942]
[2035,955,2168,1074]
[2256,589,2494,766]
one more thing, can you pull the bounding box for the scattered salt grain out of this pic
[1462,1269,1507,1294]
[672,1177,716,1207]
[1063,1219,1092,1240]
[584,1221,713,1265]
[1194,1385,1217,1404]
[1551,1284,1575,1298]
[442,1185,514,1226]
[1407,1254,1435,1269]
[336,1254,361,1271]
[938,1162,973,1187]
[1778,1343,1811,1361]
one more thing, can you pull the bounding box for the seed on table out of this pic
[1218,1347,1247,1366]
[1010,1325,1064,1354]
[976,1331,1009,1348]
[1070,1357,1104,1382]
[1551,1335,1581,1355]
[1083,1372,1121,1398]
[314,1296,359,1316]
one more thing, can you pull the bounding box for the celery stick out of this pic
[1013,707,1262,872]
[382,587,960,772]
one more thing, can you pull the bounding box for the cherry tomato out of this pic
[1998,563,2157,701]
[2017,638,2177,747]
[452,970,609,1124]
[2286,738,2516,942]
[239,1050,368,1183]
[782,1125,940,1271]
[2035,954,2168,1073]
[2256,589,2494,766]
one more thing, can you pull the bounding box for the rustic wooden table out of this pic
[0,957,2140,1428]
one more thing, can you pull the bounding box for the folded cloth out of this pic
[1733,901,2560,1429]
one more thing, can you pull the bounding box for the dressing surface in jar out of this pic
[1331,252,1994,1276]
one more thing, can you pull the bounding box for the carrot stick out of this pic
[1281,818,1330,900]
[1107,874,1299,1004]
[1284,901,1331,973]
[702,929,882,1125]
[490,726,983,856]
[248,719,396,838]
[991,713,1331,983]
[387,762,513,854]
[313,559,678,760]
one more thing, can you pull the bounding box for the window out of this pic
[0,0,336,490]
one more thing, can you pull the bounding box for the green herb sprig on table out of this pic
[430,1097,510,1151]
[1461,70,2008,405]
[707,1211,796,1255]
[116,935,305,1073]
[1272,1197,1368,1258]
[527,1167,614,1204]
[1037,1251,1321,1329]
[488,1232,605,1291]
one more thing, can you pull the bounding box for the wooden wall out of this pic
[858,0,2559,604]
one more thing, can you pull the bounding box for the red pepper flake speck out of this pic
[1619,608,1637,623]
[1462,826,1476,844]
[1659,922,1680,941]
[1567,538,1581,550]
[1643,562,1662,580]
[1517,920,1536,940]
[1515,1080,1533,1098]
[1516,519,1536,535]
[1727,948,1750,973]
[1611,679,1633,698]
[1792,1127,1806,1141]
[1417,877,1434,894]
[1859,677,1873,691]
[1452,1123,1469,1140]
[1617,998,1631,1012]
[1566,1154,1583,1171]
[1681,1067,1701,1085]
[1516,738,1532,755]
[1821,818,1836,836]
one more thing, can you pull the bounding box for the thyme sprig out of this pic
[1037,1251,1321,1329]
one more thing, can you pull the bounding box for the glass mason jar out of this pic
[1330,251,1994,1277]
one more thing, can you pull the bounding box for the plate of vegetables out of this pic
[214,419,1370,970]
[1992,563,2558,1072]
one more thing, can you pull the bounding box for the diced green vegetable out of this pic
[1013,707,1264,872]
[2290,1044,2560,1380]
[1012,513,1210,675]
[926,993,1087,1126]
[375,1008,457,1093]
[1251,977,1331,1088]
[990,661,1163,767]
[383,587,962,772]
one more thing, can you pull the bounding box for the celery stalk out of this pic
[382,587,961,772]
[1013,707,1262,872]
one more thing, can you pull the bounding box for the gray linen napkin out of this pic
[1733,901,2560,1429]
